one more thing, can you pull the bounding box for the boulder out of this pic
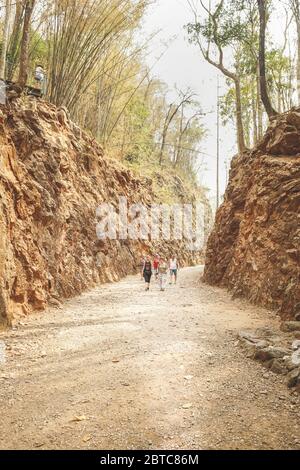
[291,349,300,367]
[286,111,300,129]
[281,322,300,333]
[270,359,288,375]
[283,356,299,372]
[239,331,260,343]
[287,368,300,388]
[292,340,300,351]
[254,346,290,362]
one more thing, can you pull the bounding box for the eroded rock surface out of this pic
[204,110,300,319]
[0,98,209,325]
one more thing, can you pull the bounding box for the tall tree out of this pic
[0,0,12,79]
[159,91,194,165]
[257,0,278,117]
[187,0,246,153]
[289,0,300,105]
[6,1,24,81]
[18,0,36,87]
[173,109,203,167]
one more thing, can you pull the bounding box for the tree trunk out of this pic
[18,0,35,88]
[251,76,258,145]
[7,1,24,81]
[277,81,282,114]
[256,62,263,138]
[211,61,246,153]
[159,128,168,165]
[174,106,184,166]
[234,79,246,153]
[257,0,278,118]
[296,21,300,106]
[159,97,191,165]
[0,0,12,79]
[244,120,250,148]
[290,0,300,105]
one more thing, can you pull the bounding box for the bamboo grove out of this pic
[1,1,298,186]
[0,0,206,187]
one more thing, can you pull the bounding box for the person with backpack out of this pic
[143,255,153,291]
[158,258,168,291]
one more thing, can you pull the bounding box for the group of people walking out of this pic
[140,255,179,292]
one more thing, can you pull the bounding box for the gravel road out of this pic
[0,267,299,450]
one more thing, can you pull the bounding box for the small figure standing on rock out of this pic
[169,256,179,285]
[34,64,45,89]
[143,256,153,291]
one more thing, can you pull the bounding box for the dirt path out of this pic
[0,267,299,450]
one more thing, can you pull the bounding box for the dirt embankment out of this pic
[204,110,300,319]
[0,97,210,326]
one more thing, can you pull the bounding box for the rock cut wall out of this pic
[0,98,208,326]
[204,110,300,319]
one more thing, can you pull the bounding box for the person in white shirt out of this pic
[34,65,45,88]
[169,256,179,285]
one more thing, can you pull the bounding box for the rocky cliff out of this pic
[204,110,300,319]
[0,97,209,326]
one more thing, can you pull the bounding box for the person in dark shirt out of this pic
[143,256,153,291]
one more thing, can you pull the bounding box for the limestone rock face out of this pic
[0,98,208,325]
[204,110,300,319]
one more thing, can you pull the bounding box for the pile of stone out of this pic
[238,322,300,392]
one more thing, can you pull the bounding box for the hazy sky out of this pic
[143,0,291,207]
[143,0,236,207]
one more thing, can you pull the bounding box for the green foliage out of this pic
[187,0,296,149]
[186,0,250,49]
[0,0,211,205]
[115,81,207,201]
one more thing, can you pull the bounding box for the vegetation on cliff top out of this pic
[0,0,208,205]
